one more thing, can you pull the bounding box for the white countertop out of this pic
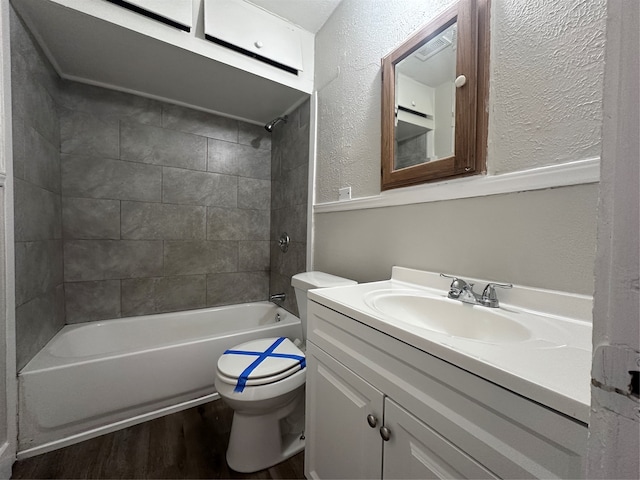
[308,267,592,424]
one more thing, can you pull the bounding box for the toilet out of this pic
[214,272,357,473]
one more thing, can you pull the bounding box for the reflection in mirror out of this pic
[395,22,457,170]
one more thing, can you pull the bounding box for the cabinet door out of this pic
[305,342,384,480]
[204,0,304,71]
[383,398,498,480]
[397,73,435,116]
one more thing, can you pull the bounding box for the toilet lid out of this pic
[217,337,305,390]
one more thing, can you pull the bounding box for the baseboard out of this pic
[16,393,219,460]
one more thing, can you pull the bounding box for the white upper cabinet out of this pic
[123,0,192,30]
[397,73,434,117]
[204,0,304,73]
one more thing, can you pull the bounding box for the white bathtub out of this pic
[18,302,302,459]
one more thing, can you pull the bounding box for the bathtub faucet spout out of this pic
[270,293,286,303]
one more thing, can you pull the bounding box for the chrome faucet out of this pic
[440,274,512,308]
[269,293,286,303]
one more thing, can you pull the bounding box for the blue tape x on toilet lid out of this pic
[218,337,305,381]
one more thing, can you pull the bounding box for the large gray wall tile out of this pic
[62,197,120,239]
[14,179,62,242]
[59,107,119,158]
[16,286,65,371]
[208,139,270,179]
[64,240,163,281]
[164,241,237,276]
[238,123,271,150]
[12,115,26,180]
[23,124,60,194]
[57,81,162,126]
[272,204,307,243]
[162,167,237,208]
[15,240,63,307]
[238,241,270,271]
[206,272,269,306]
[282,164,309,207]
[121,275,206,316]
[9,7,59,99]
[65,280,121,323]
[162,104,238,142]
[207,207,269,241]
[12,52,59,145]
[238,177,270,210]
[61,154,162,202]
[270,179,285,210]
[121,202,206,240]
[120,121,207,170]
[269,271,298,316]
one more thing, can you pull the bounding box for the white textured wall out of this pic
[489,0,606,174]
[315,0,607,201]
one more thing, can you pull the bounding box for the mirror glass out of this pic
[394,23,457,170]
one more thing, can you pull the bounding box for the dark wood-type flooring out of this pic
[12,399,304,479]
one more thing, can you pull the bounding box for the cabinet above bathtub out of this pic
[11,0,315,124]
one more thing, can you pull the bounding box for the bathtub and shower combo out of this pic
[17,302,302,459]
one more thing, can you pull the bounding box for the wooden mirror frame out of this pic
[381,0,490,191]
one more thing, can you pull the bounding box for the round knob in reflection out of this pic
[379,426,391,441]
[366,414,378,428]
[455,75,467,88]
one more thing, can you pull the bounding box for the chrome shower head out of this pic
[264,115,288,132]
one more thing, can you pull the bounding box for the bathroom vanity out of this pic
[304,267,591,479]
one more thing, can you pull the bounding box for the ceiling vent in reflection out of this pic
[415,25,457,61]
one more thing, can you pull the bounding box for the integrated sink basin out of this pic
[364,290,532,343]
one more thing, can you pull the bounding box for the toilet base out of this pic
[226,392,305,473]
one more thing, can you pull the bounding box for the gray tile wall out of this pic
[396,133,429,169]
[11,9,65,371]
[269,101,310,316]
[59,81,273,322]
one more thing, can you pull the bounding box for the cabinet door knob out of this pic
[366,414,378,428]
[455,74,467,88]
[379,426,391,441]
[254,41,264,49]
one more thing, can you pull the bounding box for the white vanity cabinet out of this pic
[304,300,588,480]
[306,342,496,479]
[305,342,383,479]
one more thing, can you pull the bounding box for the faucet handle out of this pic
[440,273,469,298]
[481,282,513,308]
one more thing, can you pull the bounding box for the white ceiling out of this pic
[246,0,342,33]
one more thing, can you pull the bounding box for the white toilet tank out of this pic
[291,272,357,340]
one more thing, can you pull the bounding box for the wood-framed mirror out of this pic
[381,0,489,190]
